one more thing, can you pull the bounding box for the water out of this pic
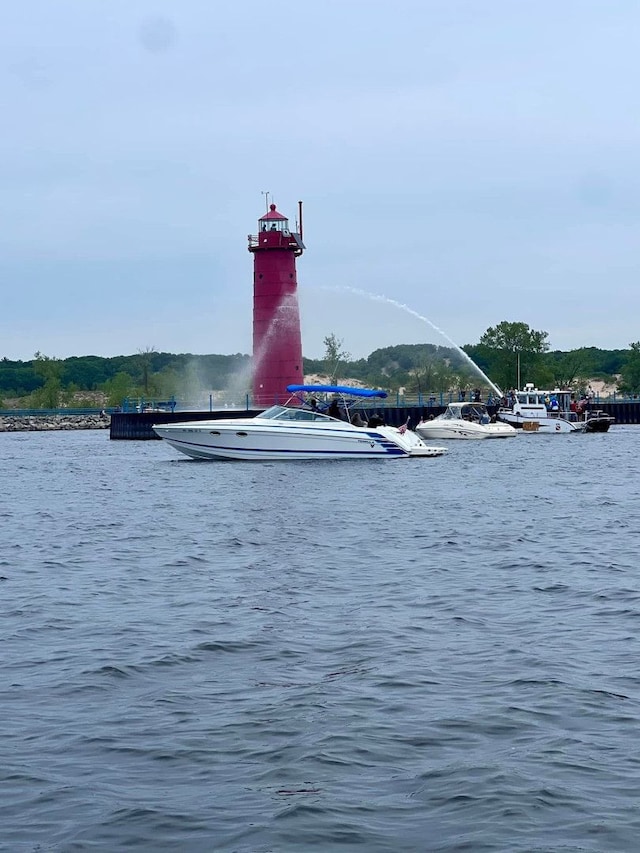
[2,428,640,852]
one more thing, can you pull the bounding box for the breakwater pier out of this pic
[0,413,110,432]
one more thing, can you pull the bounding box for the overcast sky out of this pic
[1,0,639,361]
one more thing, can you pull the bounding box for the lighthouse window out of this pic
[260,219,289,233]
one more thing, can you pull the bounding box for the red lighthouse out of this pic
[248,201,305,407]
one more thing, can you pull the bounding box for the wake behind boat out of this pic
[416,402,516,440]
[153,385,448,461]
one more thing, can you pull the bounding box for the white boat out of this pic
[497,384,586,434]
[415,402,517,440]
[153,385,448,461]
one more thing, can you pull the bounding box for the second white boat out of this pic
[416,402,517,440]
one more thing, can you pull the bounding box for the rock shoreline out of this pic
[0,415,111,432]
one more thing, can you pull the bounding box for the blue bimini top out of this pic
[286,384,388,399]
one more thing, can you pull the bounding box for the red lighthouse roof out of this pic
[259,203,288,222]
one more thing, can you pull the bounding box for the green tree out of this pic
[545,349,591,388]
[101,371,136,407]
[479,321,550,390]
[323,333,351,383]
[407,354,452,396]
[619,341,640,394]
[154,366,183,399]
[137,346,158,395]
[32,352,63,408]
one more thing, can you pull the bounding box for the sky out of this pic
[1,0,639,361]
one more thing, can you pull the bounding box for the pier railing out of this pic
[140,390,640,412]
[3,392,638,421]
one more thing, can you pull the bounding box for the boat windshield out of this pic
[443,403,488,421]
[440,406,460,420]
[259,405,331,422]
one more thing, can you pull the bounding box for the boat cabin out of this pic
[511,384,571,412]
[502,384,581,422]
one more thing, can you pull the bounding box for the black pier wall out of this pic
[110,410,262,440]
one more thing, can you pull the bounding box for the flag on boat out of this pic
[398,418,410,435]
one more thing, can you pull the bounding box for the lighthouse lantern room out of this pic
[248,202,306,407]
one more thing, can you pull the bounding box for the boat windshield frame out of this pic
[442,403,489,421]
[259,405,333,422]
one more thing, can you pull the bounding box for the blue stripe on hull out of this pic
[164,437,407,458]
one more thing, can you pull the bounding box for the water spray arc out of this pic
[338,287,503,398]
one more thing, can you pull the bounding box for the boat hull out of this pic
[498,413,585,434]
[585,414,614,433]
[416,420,516,440]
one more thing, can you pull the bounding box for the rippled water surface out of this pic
[2,427,640,852]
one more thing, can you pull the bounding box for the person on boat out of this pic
[351,411,367,427]
[308,397,319,411]
[327,399,341,419]
[550,396,559,412]
[367,413,385,427]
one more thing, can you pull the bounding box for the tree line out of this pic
[0,351,251,408]
[309,323,639,397]
[1,321,639,409]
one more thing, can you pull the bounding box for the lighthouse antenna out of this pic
[298,200,303,240]
[261,190,270,212]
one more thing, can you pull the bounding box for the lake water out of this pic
[2,427,640,852]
